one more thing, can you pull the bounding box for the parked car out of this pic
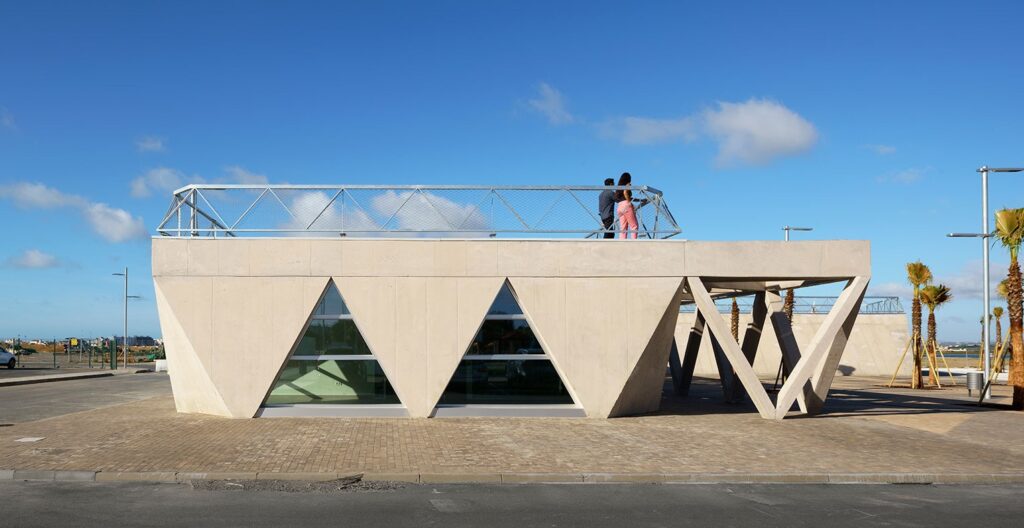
[0,346,15,369]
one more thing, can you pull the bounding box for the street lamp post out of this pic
[112,268,142,370]
[782,226,813,242]
[948,165,1023,400]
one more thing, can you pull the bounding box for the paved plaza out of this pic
[1,373,1022,482]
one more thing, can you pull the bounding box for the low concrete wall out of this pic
[676,312,910,379]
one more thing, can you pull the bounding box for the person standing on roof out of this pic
[616,172,638,239]
[598,178,616,239]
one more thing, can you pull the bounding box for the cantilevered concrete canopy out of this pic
[152,237,870,420]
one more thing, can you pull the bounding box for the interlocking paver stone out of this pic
[0,377,1022,479]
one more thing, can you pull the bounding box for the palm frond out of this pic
[906,261,932,289]
[994,208,1024,258]
[919,284,951,310]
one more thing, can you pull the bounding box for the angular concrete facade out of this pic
[153,238,870,420]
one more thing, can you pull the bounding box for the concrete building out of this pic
[152,185,873,421]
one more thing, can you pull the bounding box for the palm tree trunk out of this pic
[784,289,795,321]
[911,296,923,389]
[730,299,740,342]
[1008,259,1024,409]
[927,310,939,386]
[996,318,1003,353]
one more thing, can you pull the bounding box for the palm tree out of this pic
[730,298,740,341]
[783,289,795,321]
[993,306,1005,353]
[996,279,1011,370]
[994,208,1024,409]
[919,284,952,386]
[979,316,986,370]
[906,261,933,389]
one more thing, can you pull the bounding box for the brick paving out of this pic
[1,376,1022,476]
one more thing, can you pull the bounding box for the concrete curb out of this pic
[0,369,152,387]
[0,372,114,387]
[4,469,1024,485]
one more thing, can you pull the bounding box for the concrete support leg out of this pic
[774,277,869,420]
[730,292,767,403]
[766,290,808,413]
[687,277,776,419]
[671,311,704,397]
[709,333,737,402]
[807,281,867,414]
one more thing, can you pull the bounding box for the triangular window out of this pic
[437,282,573,405]
[263,281,400,406]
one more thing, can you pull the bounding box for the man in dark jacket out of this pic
[598,178,616,239]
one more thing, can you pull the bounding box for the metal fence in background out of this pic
[156,184,682,239]
[680,296,905,315]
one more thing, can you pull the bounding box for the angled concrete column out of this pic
[609,279,686,416]
[709,333,737,402]
[155,276,328,418]
[730,292,767,403]
[335,276,505,417]
[672,310,705,396]
[688,277,776,419]
[774,276,869,420]
[513,277,685,418]
[807,279,868,414]
[154,279,230,416]
[766,290,808,413]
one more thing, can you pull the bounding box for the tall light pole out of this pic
[948,165,1023,400]
[112,268,141,369]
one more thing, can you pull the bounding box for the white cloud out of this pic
[82,203,148,242]
[876,168,926,185]
[0,182,147,243]
[130,167,184,197]
[865,144,896,155]
[702,99,818,166]
[371,190,489,234]
[224,166,269,185]
[279,190,489,237]
[527,82,574,125]
[601,116,697,145]
[868,282,913,299]
[1,107,16,131]
[940,259,1006,301]
[135,136,166,152]
[5,249,60,269]
[597,98,817,166]
[0,182,82,208]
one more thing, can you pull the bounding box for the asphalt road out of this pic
[2,481,1022,527]
[0,373,170,424]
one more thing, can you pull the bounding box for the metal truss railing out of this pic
[680,296,904,315]
[156,184,681,239]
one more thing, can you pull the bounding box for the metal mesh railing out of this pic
[156,185,681,239]
[680,296,904,315]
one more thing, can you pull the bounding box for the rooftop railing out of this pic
[680,296,905,315]
[156,184,681,239]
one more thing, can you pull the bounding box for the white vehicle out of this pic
[0,346,15,369]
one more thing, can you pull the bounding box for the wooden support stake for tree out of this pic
[931,338,957,386]
[888,338,913,387]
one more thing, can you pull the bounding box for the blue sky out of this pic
[1,0,1023,341]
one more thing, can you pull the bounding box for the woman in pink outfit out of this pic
[615,172,638,239]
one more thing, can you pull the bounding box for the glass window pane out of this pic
[316,285,350,316]
[320,320,371,355]
[265,360,399,405]
[437,360,573,405]
[487,283,522,316]
[466,320,541,356]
